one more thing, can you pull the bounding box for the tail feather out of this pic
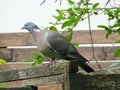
[76,55,94,73]
[66,46,94,73]
[77,61,94,73]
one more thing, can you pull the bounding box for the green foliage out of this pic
[0,83,7,88]
[44,1,120,61]
[97,25,113,38]
[97,7,120,57]
[67,0,75,5]
[92,3,99,9]
[97,8,120,38]
[62,20,73,29]
[46,0,101,46]
[109,62,120,68]
[0,59,7,64]
[0,59,7,88]
[31,51,46,66]
[114,48,120,58]
[49,26,58,32]
[72,42,79,47]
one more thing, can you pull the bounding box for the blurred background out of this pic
[0,0,119,33]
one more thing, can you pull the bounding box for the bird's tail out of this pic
[77,61,94,73]
[76,55,94,73]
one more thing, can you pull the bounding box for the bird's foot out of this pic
[46,58,58,66]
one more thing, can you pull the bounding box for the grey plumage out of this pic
[22,22,94,73]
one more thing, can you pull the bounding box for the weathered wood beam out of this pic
[0,30,116,47]
[0,47,119,62]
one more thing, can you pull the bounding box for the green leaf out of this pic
[0,59,7,64]
[72,42,79,47]
[53,15,65,21]
[92,3,99,9]
[109,62,120,68]
[114,48,120,58]
[97,25,108,29]
[112,23,120,28]
[67,0,74,5]
[31,51,45,66]
[94,12,98,15]
[66,35,72,41]
[105,29,112,38]
[50,26,58,32]
[74,8,82,12]
[97,25,110,33]
[0,83,7,88]
[31,51,47,66]
[32,59,37,66]
[49,22,53,24]
[68,28,73,33]
[37,56,46,64]
[35,55,41,60]
[0,59,7,88]
[67,8,73,13]
[114,39,120,43]
[62,20,73,29]
[31,51,41,56]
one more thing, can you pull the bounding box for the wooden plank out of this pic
[38,84,62,90]
[0,48,39,62]
[22,75,64,86]
[71,30,116,44]
[0,33,35,47]
[0,61,70,90]
[0,30,116,47]
[1,62,120,90]
[0,46,119,62]
[0,61,119,74]
[76,46,119,60]
[0,61,69,83]
[70,68,120,90]
[0,87,36,90]
[6,80,22,88]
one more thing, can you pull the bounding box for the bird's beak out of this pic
[21,27,25,30]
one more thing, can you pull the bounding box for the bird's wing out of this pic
[46,31,88,61]
[46,31,94,72]
[46,31,70,56]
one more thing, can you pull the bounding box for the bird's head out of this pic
[21,22,39,32]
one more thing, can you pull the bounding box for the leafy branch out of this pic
[31,51,46,66]
[45,0,103,69]
[36,0,120,68]
[0,59,7,88]
[46,0,101,42]
[44,0,120,68]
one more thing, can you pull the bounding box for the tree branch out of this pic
[40,0,46,5]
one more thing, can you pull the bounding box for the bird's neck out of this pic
[29,29,38,33]
[29,26,40,33]
[29,30,34,33]
[30,29,45,39]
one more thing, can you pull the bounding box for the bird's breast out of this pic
[32,31,65,59]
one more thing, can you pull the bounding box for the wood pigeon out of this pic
[22,22,94,73]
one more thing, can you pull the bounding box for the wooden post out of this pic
[0,60,71,90]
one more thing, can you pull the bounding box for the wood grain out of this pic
[71,30,116,44]
[0,33,35,47]
[0,30,118,62]
[0,30,116,47]
[0,47,119,62]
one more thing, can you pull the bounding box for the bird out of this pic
[21,22,94,73]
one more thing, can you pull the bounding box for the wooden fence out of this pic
[0,30,120,90]
[0,30,120,62]
[0,61,70,90]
